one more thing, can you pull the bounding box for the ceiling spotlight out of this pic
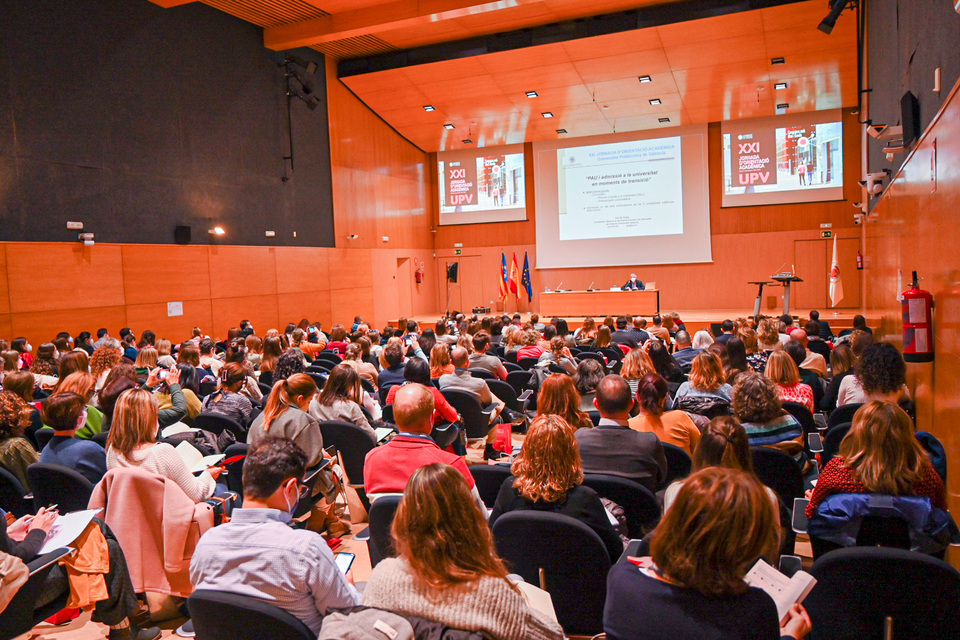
[774,82,788,90]
[525,91,539,98]
[818,0,854,35]
[462,139,473,144]
[555,129,567,134]
[771,57,786,65]
[209,226,225,235]
[638,75,652,83]
[649,98,662,105]
[443,123,455,129]
[423,105,435,111]
[541,112,554,118]
[658,117,670,123]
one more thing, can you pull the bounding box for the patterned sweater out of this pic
[362,558,564,640]
[806,456,947,518]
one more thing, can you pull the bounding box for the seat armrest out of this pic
[27,547,73,574]
[517,390,533,402]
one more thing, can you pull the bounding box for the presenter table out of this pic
[540,290,660,318]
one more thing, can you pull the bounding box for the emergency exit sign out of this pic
[820,231,833,238]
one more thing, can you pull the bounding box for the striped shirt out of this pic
[741,413,802,446]
[189,508,360,634]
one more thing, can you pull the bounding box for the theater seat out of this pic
[187,590,315,640]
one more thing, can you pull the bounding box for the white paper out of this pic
[908,298,927,323]
[167,301,183,317]
[914,329,929,353]
[744,558,817,622]
[604,505,620,526]
[39,509,102,554]
[517,581,558,622]
[161,423,200,438]
[175,440,224,473]
[374,427,394,442]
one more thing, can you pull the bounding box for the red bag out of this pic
[492,422,513,454]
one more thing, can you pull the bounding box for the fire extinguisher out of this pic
[902,271,934,363]
[415,260,424,284]
[856,251,863,270]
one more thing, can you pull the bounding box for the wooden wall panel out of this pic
[121,245,212,305]
[0,247,10,315]
[125,300,214,341]
[208,246,278,299]
[277,291,332,330]
[211,295,281,341]
[328,249,374,291]
[0,315,12,343]
[865,78,960,568]
[10,306,128,344]
[793,239,828,310]
[6,244,126,313]
[330,287,375,331]
[274,247,330,294]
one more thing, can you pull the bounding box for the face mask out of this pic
[283,480,299,516]
[25,344,32,353]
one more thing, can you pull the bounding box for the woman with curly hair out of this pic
[750,318,782,374]
[837,342,909,407]
[732,371,802,449]
[536,336,578,376]
[517,329,545,360]
[362,463,564,640]
[90,338,123,391]
[0,390,40,490]
[489,414,623,562]
[620,347,656,395]
[273,348,306,383]
[536,374,593,430]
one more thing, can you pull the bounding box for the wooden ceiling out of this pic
[152,0,859,152]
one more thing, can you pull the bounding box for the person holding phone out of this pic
[190,436,360,635]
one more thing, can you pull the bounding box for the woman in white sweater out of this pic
[362,463,564,640]
[105,388,218,503]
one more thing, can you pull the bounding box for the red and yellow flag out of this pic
[509,252,520,297]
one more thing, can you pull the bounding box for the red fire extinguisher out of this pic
[415,259,424,284]
[902,271,934,363]
[856,251,863,270]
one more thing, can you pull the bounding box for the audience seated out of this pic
[804,321,832,361]
[715,319,736,345]
[610,316,640,349]
[197,338,223,377]
[364,384,478,503]
[647,315,671,343]
[838,314,872,337]
[619,348,656,396]
[384,358,459,426]
[731,372,802,450]
[837,342,910,408]
[0,390,39,490]
[809,310,834,340]
[200,362,255,428]
[604,467,811,640]
[377,341,407,393]
[340,342,379,391]
[325,324,350,356]
[273,348,307,383]
[39,391,107,484]
[361,462,564,640]
[670,330,700,369]
[490,414,624,562]
[470,332,508,379]
[249,374,324,467]
[646,341,682,383]
[751,318,782,373]
[91,339,123,391]
[783,341,823,412]
[536,336,578,376]
[673,351,733,416]
[516,329,545,359]
[593,325,613,350]
[106,388,219,502]
[739,327,766,373]
[821,342,856,413]
[629,373,700,456]
[536,374,593,430]
[190,437,360,634]
[691,329,715,350]
[575,375,666,492]
[789,329,827,378]
[440,348,504,459]
[724,337,750,384]
[292,328,326,358]
[806,401,946,517]
[765,351,815,414]
[575,359,605,412]
[309,364,375,437]
[574,317,598,345]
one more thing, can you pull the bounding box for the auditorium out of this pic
[1,0,958,638]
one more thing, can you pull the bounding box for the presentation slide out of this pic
[721,109,844,207]
[438,144,526,226]
[557,138,683,241]
[534,125,711,269]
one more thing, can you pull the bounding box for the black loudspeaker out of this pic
[174,225,191,245]
[900,91,920,145]
[447,262,459,283]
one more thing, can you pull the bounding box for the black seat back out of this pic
[829,402,863,429]
[26,463,95,513]
[222,443,249,495]
[505,370,533,396]
[517,357,539,371]
[468,464,512,508]
[492,511,610,636]
[194,413,247,442]
[661,443,692,489]
[582,473,660,538]
[306,372,327,390]
[439,389,490,439]
[314,352,343,366]
[368,494,402,568]
[468,368,496,380]
[318,420,376,487]
[750,447,804,504]
[805,547,960,640]
[821,422,852,468]
[578,351,607,371]
[781,400,819,454]
[487,380,523,412]
[0,466,32,517]
[188,590,315,640]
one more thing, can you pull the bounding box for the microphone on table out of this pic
[587,281,594,291]
[556,281,564,292]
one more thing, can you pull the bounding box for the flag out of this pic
[829,234,844,307]
[499,253,509,302]
[522,252,533,303]
[509,252,520,297]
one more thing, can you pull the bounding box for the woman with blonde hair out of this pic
[134,346,158,383]
[593,325,613,350]
[605,467,811,640]
[620,347,656,395]
[106,388,219,503]
[502,324,523,353]
[248,373,324,467]
[490,414,624,561]
[340,342,379,389]
[430,343,454,379]
[674,351,733,404]
[536,374,592,430]
[291,327,326,358]
[739,327,767,372]
[155,338,176,369]
[629,373,700,456]
[764,350,814,413]
[516,329,544,359]
[752,318,781,373]
[575,317,598,345]
[806,401,946,517]
[362,463,564,640]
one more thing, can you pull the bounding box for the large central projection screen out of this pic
[534,125,711,269]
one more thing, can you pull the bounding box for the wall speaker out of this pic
[900,91,920,145]
[174,225,192,245]
[447,262,459,283]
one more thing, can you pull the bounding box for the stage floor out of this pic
[408,308,876,334]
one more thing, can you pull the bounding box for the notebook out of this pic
[175,440,225,473]
[744,558,817,623]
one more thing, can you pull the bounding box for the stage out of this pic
[407,308,878,336]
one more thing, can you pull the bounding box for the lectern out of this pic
[771,273,803,315]
[748,281,775,318]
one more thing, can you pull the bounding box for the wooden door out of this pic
[396,258,412,318]
[793,239,828,310]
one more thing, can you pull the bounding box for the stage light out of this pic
[649,98,662,105]
[444,123,455,129]
[818,0,854,35]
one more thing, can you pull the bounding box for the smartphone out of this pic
[779,555,803,578]
[807,432,824,453]
[157,369,168,380]
[792,498,810,534]
[334,552,355,574]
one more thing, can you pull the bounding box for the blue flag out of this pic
[522,252,533,303]
[499,252,508,302]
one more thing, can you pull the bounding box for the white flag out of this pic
[829,235,844,307]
